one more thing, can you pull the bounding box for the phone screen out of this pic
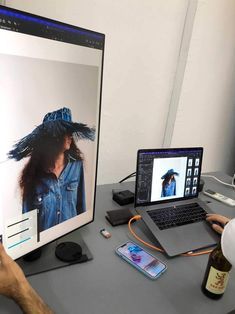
[117,242,166,278]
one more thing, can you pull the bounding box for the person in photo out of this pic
[195,158,200,166]
[192,187,197,194]
[188,159,193,167]
[161,169,179,197]
[187,169,192,176]
[8,107,95,232]
[186,178,191,186]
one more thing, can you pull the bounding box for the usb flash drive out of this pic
[100,228,111,238]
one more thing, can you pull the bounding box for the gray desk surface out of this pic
[1,172,235,314]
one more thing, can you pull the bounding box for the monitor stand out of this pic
[17,229,93,277]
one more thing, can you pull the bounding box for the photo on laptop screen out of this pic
[151,157,187,201]
[135,148,203,206]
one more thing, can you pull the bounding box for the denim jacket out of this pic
[161,180,176,197]
[22,157,86,232]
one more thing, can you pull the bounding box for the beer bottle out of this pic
[201,241,232,299]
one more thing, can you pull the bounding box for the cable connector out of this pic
[132,215,141,221]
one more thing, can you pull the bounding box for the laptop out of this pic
[135,147,219,256]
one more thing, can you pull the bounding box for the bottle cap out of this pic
[222,218,235,266]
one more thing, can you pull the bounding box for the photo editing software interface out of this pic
[0,6,105,260]
[136,148,203,205]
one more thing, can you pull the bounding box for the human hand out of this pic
[0,243,54,313]
[206,214,230,234]
[0,243,29,300]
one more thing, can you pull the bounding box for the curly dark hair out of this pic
[19,135,83,204]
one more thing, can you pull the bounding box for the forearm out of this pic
[13,282,54,314]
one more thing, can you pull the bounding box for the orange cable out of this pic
[128,216,164,252]
[128,215,213,257]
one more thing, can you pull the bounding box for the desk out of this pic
[0,172,235,314]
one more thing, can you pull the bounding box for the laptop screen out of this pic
[135,147,203,207]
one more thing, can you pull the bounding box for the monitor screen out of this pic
[135,147,203,206]
[0,6,105,260]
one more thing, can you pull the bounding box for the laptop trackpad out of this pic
[156,222,219,257]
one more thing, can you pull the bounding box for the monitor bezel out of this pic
[0,5,105,48]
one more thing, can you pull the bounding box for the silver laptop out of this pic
[135,147,219,256]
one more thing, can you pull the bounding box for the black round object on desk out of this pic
[55,241,82,262]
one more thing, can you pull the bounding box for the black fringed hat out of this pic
[8,107,95,161]
[161,169,179,179]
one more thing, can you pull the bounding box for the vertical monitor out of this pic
[0,6,105,260]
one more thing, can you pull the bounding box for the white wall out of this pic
[5,0,189,184]
[4,0,235,183]
[171,0,235,176]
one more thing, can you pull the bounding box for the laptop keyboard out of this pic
[147,203,207,230]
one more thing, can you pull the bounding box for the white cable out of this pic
[201,174,235,190]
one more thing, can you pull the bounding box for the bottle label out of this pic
[205,266,230,294]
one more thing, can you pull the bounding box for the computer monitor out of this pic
[0,6,105,265]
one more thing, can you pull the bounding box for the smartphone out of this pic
[116,241,167,279]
